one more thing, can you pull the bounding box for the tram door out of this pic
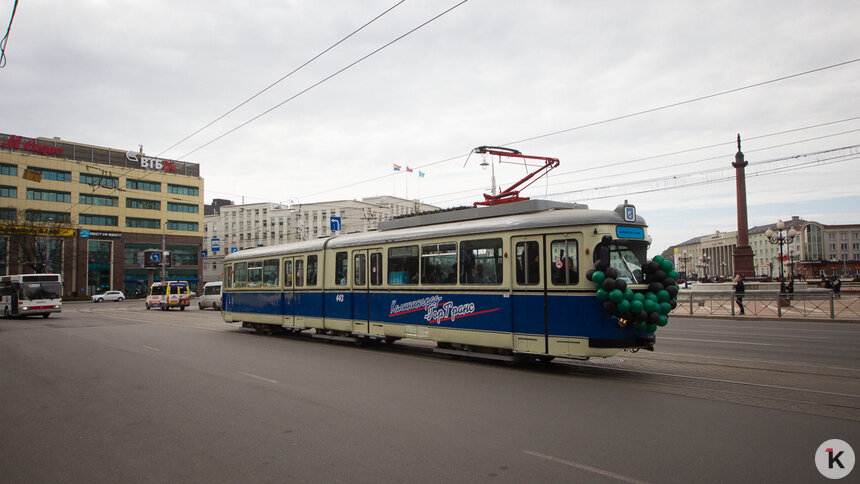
[352,250,370,334]
[282,257,296,328]
[511,236,547,354]
[368,250,386,336]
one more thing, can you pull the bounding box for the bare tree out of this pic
[0,208,74,273]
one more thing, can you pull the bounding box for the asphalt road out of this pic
[1,301,857,483]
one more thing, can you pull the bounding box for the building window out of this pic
[27,166,71,182]
[166,220,198,231]
[0,208,15,220]
[80,193,119,207]
[167,184,199,196]
[87,240,112,294]
[0,185,16,198]
[126,198,161,210]
[126,217,160,229]
[80,173,119,188]
[26,188,71,203]
[127,179,161,192]
[0,163,17,176]
[167,202,199,213]
[80,214,118,226]
[26,210,71,223]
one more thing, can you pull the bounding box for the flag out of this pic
[418,171,425,178]
[406,166,413,173]
[393,164,401,171]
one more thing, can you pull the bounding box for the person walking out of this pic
[733,274,746,315]
[832,277,842,299]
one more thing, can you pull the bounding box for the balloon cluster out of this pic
[585,255,679,333]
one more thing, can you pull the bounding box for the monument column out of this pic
[732,134,755,277]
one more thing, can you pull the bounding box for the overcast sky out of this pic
[2,0,858,256]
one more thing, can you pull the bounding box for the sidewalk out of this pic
[672,289,860,323]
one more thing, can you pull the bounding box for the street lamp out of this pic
[765,220,797,293]
[700,253,710,281]
[678,250,693,287]
[479,155,497,197]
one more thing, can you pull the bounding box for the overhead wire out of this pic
[178,0,470,160]
[295,58,860,201]
[156,0,407,157]
[412,122,860,205]
[0,0,19,68]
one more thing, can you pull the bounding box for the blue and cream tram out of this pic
[222,200,656,361]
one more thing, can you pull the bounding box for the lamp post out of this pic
[765,220,797,293]
[679,250,693,287]
[479,155,497,197]
[720,261,727,279]
[700,253,710,281]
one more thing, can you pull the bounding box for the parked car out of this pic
[92,290,125,302]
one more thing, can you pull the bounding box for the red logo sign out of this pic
[1,135,64,156]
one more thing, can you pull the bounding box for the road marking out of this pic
[142,345,160,352]
[238,371,278,384]
[659,336,772,346]
[524,450,649,483]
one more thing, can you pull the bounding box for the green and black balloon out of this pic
[586,254,678,333]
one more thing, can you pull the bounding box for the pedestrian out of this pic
[788,276,795,299]
[832,277,842,299]
[733,274,745,315]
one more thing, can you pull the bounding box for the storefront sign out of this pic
[125,151,177,172]
[1,135,64,156]
[80,230,122,238]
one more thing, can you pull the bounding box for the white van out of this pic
[198,281,222,310]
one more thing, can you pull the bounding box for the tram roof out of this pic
[224,201,646,261]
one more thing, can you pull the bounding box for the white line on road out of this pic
[142,345,160,352]
[238,371,278,384]
[524,450,650,483]
[659,336,773,346]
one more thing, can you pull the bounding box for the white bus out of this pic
[0,273,63,318]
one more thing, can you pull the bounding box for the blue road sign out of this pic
[330,216,342,232]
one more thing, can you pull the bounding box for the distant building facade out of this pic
[201,196,439,283]
[0,132,204,295]
[663,216,860,280]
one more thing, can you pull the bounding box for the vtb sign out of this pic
[126,151,176,172]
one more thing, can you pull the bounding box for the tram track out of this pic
[556,352,860,421]
[62,302,860,421]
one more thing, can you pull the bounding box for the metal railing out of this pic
[675,289,859,320]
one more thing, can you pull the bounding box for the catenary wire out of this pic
[0,0,19,68]
[156,0,407,157]
[178,0,470,160]
[295,59,860,200]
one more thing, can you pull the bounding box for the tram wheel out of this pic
[535,355,555,364]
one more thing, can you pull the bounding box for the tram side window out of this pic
[226,265,234,288]
[460,238,503,284]
[234,262,248,288]
[370,253,383,286]
[307,255,318,286]
[421,243,457,285]
[263,259,279,287]
[335,252,348,285]
[354,253,366,285]
[550,239,579,285]
[388,245,418,285]
[295,259,305,287]
[247,261,263,287]
[283,260,293,287]
[516,241,540,285]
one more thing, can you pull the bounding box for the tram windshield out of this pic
[608,241,648,284]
